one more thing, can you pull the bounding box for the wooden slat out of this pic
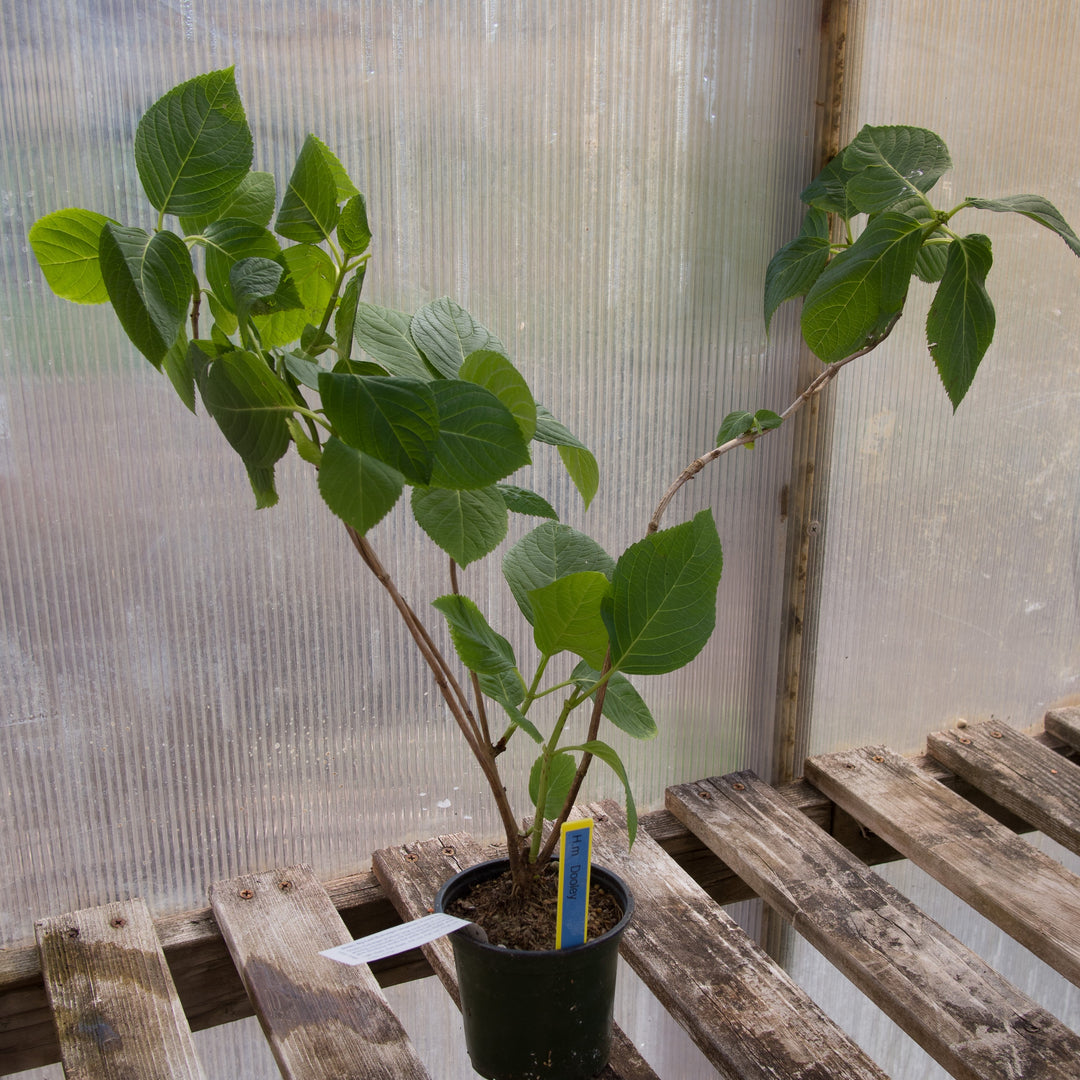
[667,771,1080,1080]
[584,801,890,1080]
[36,898,205,1080]
[928,722,1080,858]
[208,864,430,1080]
[1045,707,1080,753]
[371,834,659,1080]
[805,746,1080,989]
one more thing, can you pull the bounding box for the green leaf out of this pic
[842,125,951,213]
[163,328,196,412]
[337,193,372,255]
[135,68,253,219]
[717,410,754,445]
[275,134,344,243]
[193,345,295,506]
[602,509,723,676]
[801,212,924,362]
[571,662,657,740]
[230,257,303,322]
[201,220,283,312]
[411,297,506,379]
[800,154,858,218]
[533,406,599,508]
[352,303,431,379]
[915,240,950,284]
[529,752,577,820]
[926,233,995,411]
[967,195,1080,257]
[317,436,404,534]
[99,224,193,367]
[319,372,438,485]
[530,571,612,667]
[179,171,275,233]
[496,484,558,519]
[251,244,336,348]
[431,594,519,680]
[763,233,831,331]
[29,208,113,304]
[334,267,366,361]
[754,408,783,432]
[459,350,537,442]
[411,486,509,567]
[562,739,638,846]
[285,416,323,466]
[283,349,334,391]
[503,522,614,624]
[299,323,334,357]
[428,380,531,490]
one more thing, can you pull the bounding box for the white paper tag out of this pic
[320,913,472,966]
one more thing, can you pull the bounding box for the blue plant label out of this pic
[556,817,593,949]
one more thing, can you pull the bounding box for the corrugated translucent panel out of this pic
[809,1,1080,756]
[2,1,818,1070]
[785,5,1080,1078]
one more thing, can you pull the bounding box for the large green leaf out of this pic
[571,662,657,740]
[967,195,1080,257]
[428,380,531,490]
[193,345,295,507]
[410,297,505,379]
[29,208,113,304]
[99,223,193,367]
[842,125,951,213]
[763,233,831,332]
[135,68,253,219]
[926,233,995,411]
[162,328,195,412]
[496,484,558,520]
[529,752,577,820]
[411,485,508,567]
[317,436,404,534]
[533,406,599,508]
[275,134,346,243]
[801,212,924,362]
[601,509,723,675]
[431,593,519,679]
[251,244,336,348]
[179,171,275,233]
[352,303,431,379]
[800,154,858,219]
[503,522,614,624]
[201,220,283,312]
[459,350,537,441]
[319,372,438,485]
[562,739,638,845]
[530,571,611,667]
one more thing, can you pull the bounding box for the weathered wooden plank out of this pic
[372,833,660,1080]
[806,746,1080,989]
[36,898,205,1080]
[928,722,1080,858]
[668,771,1080,1080]
[1045,707,1080,753]
[584,801,890,1080]
[209,864,430,1080]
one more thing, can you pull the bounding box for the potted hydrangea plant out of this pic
[29,69,1078,1079]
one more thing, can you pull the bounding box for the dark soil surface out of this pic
[446,862,623,950]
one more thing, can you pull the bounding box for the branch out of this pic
[648,318,900,533]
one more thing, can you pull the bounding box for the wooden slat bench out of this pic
[7,710,1080,1078]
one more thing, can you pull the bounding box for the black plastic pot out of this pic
[434,858,634,1080]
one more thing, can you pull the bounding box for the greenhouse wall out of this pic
[1,1,1078,1076]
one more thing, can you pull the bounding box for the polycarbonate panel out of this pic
[808,1,1080,756]
[2,1,818,1073]
[785,5,1080,1078]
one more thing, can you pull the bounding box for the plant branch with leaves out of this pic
[30,72,1078,894]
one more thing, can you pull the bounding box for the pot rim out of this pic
[434,856,634,958]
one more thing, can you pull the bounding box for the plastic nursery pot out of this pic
[435,858,634,1080]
